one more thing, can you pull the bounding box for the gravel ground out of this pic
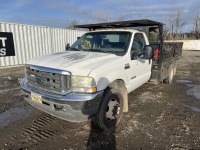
[0,51,200,150]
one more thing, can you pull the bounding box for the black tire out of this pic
[163,66,174,84]
[97,88,124,131]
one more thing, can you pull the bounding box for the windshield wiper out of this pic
[69,47,82,51]
[87,49,108,53]
[106,50,123,53]
[92,49,123,54]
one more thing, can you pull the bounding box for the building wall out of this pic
[181,40,200,51]
[166,40,200,51]
[0,22,86,67]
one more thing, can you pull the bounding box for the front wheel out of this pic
[97,88,124,131]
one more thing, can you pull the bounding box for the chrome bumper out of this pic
[19,78,104,122]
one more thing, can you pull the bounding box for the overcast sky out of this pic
[0,0,199,31]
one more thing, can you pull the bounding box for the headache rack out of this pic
[75,19,164,46]
[74,19,163,30]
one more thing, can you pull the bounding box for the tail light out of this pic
[154,49,160,59]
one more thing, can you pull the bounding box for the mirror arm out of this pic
[65,43,70,51]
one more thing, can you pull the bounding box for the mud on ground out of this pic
[0,51,200,150]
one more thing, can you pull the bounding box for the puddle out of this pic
[183,104,200,113]
[0,106,31,128]
[176,80,192,83]
[187,85,200,100]
[186,84,195,87]
[176,79,200,100]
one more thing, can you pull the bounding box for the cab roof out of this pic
[87,29,140,34]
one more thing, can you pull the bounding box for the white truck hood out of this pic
[27,51,120,76]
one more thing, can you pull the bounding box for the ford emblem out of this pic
[36,76,43,83]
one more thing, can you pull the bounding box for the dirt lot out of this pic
[0,51,200,150]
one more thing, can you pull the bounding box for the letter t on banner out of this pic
[0,32,15,57]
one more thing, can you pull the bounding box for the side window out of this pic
[131,33,146,59]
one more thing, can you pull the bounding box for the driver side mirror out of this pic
[144,45,153,59]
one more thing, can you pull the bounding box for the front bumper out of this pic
[20,78,104,122]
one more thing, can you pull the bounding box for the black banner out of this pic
[0,32,15,57]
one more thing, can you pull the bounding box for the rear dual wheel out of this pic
[163,66,174,84]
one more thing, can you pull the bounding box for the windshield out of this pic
[70,31,131,55]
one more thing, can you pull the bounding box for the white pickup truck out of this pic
[20,20,183,130]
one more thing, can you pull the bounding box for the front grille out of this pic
[26,66,70,95]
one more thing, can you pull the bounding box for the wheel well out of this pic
[108,79,125,89]
[108,79,128,112]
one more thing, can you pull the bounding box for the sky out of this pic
[0,0,200,32]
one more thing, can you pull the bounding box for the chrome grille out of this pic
[26,66,70,94]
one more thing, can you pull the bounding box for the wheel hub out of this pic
[106,98,120,120]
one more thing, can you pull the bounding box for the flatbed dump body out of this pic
[150,42,183,83]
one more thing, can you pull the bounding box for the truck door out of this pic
[126,33,152,92]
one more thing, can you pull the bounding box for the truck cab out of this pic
[69,29,152,92]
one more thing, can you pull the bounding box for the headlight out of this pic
[71,76,97,93]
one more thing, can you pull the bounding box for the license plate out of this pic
[31,93,42,104]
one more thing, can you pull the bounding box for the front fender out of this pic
[94,71,128,91]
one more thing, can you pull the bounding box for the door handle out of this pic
[125,63,130,69]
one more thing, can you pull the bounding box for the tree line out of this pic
[66,9,200,40]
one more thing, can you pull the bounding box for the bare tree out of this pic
[114,16,125,22]
[94,11,107,23]
[193,11,200,39]
[66,19,78,29]
[168,14,175,39]
[174,10,186,35]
